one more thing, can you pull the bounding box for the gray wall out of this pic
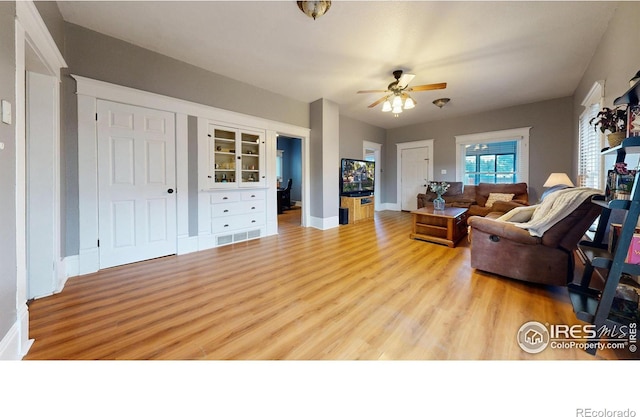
[385,97,574,203]
[0,1,17,338]
[339,115,385,159]
[64,22,309,128]
[33,0,64,52]
[573,2,640,173]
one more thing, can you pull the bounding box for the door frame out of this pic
[396,140,434,211]
[363,140,381,211]
[12,0,67,358]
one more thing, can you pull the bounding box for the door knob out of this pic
[167,188,174,194]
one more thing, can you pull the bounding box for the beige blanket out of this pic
[496,187,601,237]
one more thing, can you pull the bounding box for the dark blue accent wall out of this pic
[277,136,302,203]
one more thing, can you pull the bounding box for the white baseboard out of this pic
[309,215,339,230]
[78,247,99,275]
[379,203,401,211]
[177,236,199,255]
[0,304,33,360]
[63,255,79,278]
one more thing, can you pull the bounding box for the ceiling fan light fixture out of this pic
[392,95,403,109]
[297,1,331,20]
[392,106,403,114]
[404,96,415,110]
[432,98,450,108]
[381,100,392,112]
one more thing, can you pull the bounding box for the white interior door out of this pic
[401,146,430,211]
[98,100,176,268]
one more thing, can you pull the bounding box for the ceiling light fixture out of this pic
[297,1,331,20]
[404,96,415,110]
[433,98,450,108]
[381,100,392,112]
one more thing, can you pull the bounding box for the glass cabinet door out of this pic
[240,131,262,185]
[211,128,237,185]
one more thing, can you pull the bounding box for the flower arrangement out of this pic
[429,181,450,196]
[590,106,627,134]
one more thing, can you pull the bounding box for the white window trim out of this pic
[579,80,605,190]
[455,127,531,184]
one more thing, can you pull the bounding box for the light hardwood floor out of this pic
[25,209,637,360]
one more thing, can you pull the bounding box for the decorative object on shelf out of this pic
[627,104,640,137]
[433,98,450,108]
[606,162,636,201]
[590,106,627,147]
[297,1,331,20]
[429,181,450,210]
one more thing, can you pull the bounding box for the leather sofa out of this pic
[467,182,529,217]
[417,182,529,216]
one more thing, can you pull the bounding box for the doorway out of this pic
[277,135,302,228]
[363,141,382,211]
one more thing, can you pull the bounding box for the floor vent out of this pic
[233,232,248,242]
[217,234,233,246]
[247,229,261,239]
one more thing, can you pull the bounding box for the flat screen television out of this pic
[340,158,375,197]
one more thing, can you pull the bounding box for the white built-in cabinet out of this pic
[200,122,268,247]
[205,124,266,188]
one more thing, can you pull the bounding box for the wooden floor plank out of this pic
[25,209,637,360]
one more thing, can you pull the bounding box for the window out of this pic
[455,128,530,185]
[578,81,604,189]
[462,142,517,184]
[276,150,284,184]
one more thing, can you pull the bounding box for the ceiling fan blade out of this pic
[368,95,390,108]
[357,89,388,94]
[397,73,415,89]
[408,82,447,92]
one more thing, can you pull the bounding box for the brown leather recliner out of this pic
[468,195,602,286]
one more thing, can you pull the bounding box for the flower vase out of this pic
[433,194,445,211]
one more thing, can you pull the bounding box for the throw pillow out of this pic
[496,205,537,223]
[485,192,515,208]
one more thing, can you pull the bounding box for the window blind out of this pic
[578,103,601,188]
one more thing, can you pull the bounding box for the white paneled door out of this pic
[401,146,430,211]
[97,100,176,269]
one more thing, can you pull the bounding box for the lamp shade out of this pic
[381,100,392,112]
[543,173,575,187]
[403,96,415,109]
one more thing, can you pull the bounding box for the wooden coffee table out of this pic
[410,207,468,247]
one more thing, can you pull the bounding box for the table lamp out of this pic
[543,173,575,188]
[541,173,575,201]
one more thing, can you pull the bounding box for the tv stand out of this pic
[340,195,374,223]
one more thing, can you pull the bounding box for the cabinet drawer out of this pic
[212,213,265,233]
[210,192,241,204]
[241,199,265,213]
[241,190,265,201]
[212,202,242,217]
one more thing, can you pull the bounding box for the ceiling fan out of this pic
[357,70,447,115]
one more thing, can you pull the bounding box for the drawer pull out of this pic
[224,224,229,228]
[251,207,256,210]
[251,194,256,198]
[251,220,256,223]
[222,196,228,200]
[224,209,229,213]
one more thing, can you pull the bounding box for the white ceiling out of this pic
[57,1,618,129]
